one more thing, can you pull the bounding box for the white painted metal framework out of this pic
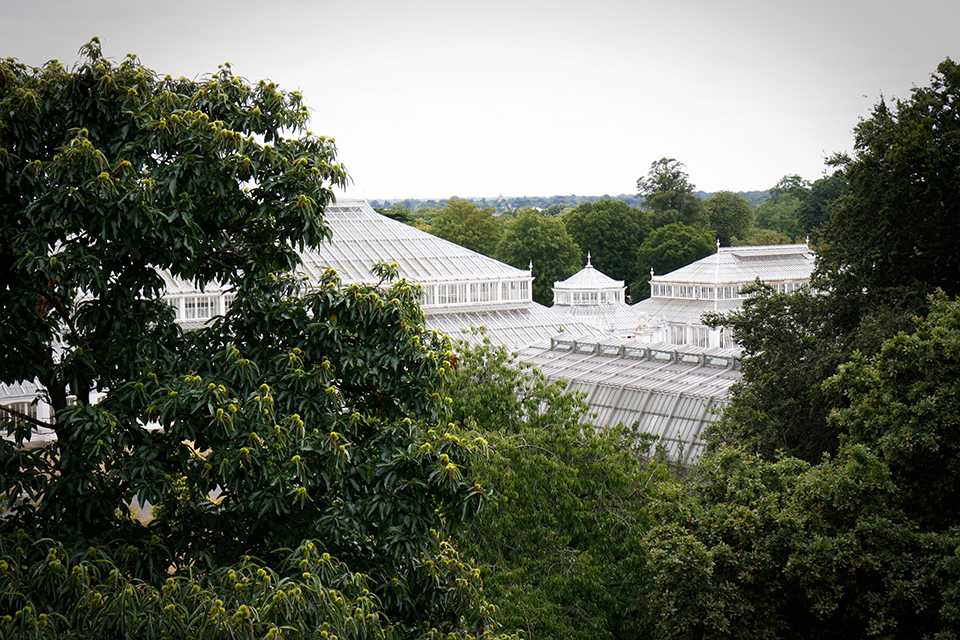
[550,255,642,334]
[633,243,814,348]
[299,200,607,349]
[517,335,741,464]
[4,199,610,446]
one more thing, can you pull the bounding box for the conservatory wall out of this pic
[634,243,815,347]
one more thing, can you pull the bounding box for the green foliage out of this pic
[0,532,516,640]
[709,60,958,467]
[827,293,960,530]
[0,43,513,639]
[374,202,414,225]
[740,228,793,246]
[638,223,716,275]
[769,174,810,200]
[0,39,346,424]
[754,173,844,241]
[703,285,847,463]
[443,337,592,437]
[704,191,754,246]
[636,158,707,228]
[796,172,845,237]
[818,58,960,305]
[718,189,770,208]
[46,323,496,637]
[428,198,501,257]
[445,340,661,640]
[648,300,960,638]
[540,203,572,216]
[754,192,804,240]
[0,535,397,640]
[495,208,581,305]
[562,199,651,285]
[632,223,715,300]
[644,445,960,640]
[709,284,921,467]
[377,193,764,217]
[1,270,501,636]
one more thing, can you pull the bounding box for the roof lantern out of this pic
[550,256,641,333]
[552,255,627,306]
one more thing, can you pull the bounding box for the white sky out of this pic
[3,0,957,199]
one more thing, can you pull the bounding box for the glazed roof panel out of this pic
[0,380,41,399]
[429,303,608,351]
[632,297,742,325]
[516,337,739,402]
[651,244,814,285]
[549,303,644,332]
[299,200,530,284]
[554,263,625,291]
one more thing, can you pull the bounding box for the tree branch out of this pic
[0,403,55,432]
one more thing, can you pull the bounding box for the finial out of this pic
[529,260,533,272]
[586,251,592,267]
[716,238,721,250]
[650,266,655,278]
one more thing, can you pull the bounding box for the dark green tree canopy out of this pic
[703,190,754,246]
[632,222,715,299]
[647,297,960,639]
[644,443,960,640]
[708,60,958,468]
[795,171,845,238]
[374,201,414,224]
[769,173,810,200]
[496,208,581,305]
[743,228,793,246]
[562,199,650,285]
[754,192,804,240]
[827,293,960,530]
[0,43,514,639]
[0,537,435,640]
[445,339,659,640]
[754,173,844,241]
[428,196,501,257]
[0,39,347,430]
[541,202,572,216]
[636,157,706,227]
[704,285,847,462]
[817,58,960,305]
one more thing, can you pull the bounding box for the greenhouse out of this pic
[157,199,606,349]
[634,243,814,347]
[295,199,607,349]
[5,202,805,464]
[517,335,741,464]
[549,254,643,334]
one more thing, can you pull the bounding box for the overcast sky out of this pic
[3,0,957,200]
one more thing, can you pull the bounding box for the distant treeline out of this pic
[370,190,770,214]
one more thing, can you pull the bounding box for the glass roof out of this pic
[157,199,604,351]
[516,335,741,464]
[0,380,41,399]
[298,200,531,285]
[7,200,749,461]
[651,243,813,285]
[553,256,625,291]
[431,304,608,351]
[299,200,606,349]
[3,200,613,445]
[549,303,644,333]
[1,380,60,448]
[633,298,743,325]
